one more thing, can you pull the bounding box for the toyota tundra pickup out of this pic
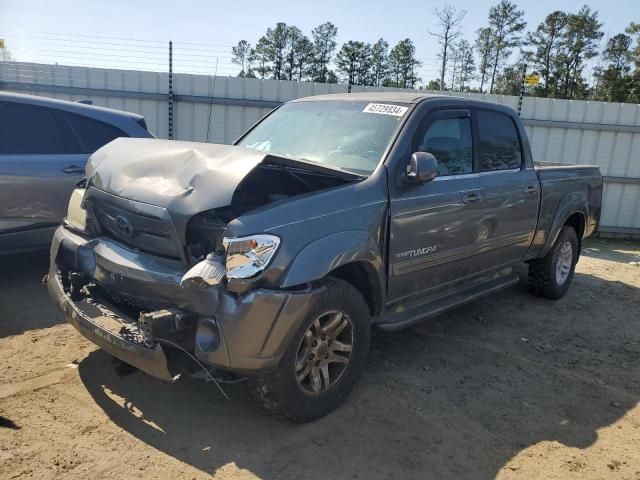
[48,93,602,422]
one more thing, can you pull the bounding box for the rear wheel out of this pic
[529,225,579,299]
[248,278,371,422]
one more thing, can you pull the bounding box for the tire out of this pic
[528,225,579,300]
[248,277,371,423]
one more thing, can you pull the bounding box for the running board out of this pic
[377,273,520,332]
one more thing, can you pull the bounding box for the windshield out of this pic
[236,100,408,175]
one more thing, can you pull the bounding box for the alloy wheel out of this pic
[295,311,354,394]
[555,241,573,285]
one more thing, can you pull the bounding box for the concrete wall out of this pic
[1,61,639,234]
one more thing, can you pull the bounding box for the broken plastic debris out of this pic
[180,254,225,288]
[66,360,80,369]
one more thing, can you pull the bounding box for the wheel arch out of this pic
[328,261,383,317]
[541,190,588,258]
[280,230,385,317]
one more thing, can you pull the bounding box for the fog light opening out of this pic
[196,318,220,353]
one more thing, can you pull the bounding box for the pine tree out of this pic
[486,0,527,94]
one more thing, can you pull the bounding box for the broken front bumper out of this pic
[48,226,320,379]
[48,268,175,381]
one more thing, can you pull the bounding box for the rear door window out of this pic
[0,102,80,154]
[63,112,128,153]
[475,110,522,171]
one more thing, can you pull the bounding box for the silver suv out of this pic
[0,92,153,253]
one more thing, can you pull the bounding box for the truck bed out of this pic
[528,163,602,258]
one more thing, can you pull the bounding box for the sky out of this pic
[0,0,637,83]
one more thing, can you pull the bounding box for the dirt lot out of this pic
[1,239,639,480]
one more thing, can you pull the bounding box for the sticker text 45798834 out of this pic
[362,103,408,117]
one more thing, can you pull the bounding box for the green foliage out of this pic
[424,78,442,90]
[231,40,252,76]
[283,26,313,81]
[486,0,527,94]
[370,39,389,87]
[229,10,640,104]
[493,63,525,95]
[454,39,475,91]
[523,11,567,96]
[475,27,493,93]
[387,39,422,88]
[336,41,372,86]
[310,22,338,83]
[594,33,633,102]
[557,6,603,99]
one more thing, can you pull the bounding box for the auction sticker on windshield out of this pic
[362,103,408,117]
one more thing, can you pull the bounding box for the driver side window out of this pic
[413,117,473,176]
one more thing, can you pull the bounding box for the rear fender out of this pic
[540,191,587,257]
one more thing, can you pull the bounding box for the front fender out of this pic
[541,191,587,257]
[281,230,384,290]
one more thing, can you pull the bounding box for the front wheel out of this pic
[528,225,579,299]
[248,278,371,422]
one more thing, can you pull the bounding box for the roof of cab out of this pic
[289,91,515,114]
[290,92,437,104]
[0,91,144,121]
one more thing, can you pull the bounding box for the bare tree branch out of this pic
[429,4,466,90]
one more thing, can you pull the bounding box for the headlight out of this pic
[223,234,280,279]
[65,188,87,231]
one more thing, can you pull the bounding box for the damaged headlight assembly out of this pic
[64,188,88,232]
[181,234,280,288]
[223,234,281,279]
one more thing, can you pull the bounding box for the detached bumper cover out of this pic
[48,267,174,381]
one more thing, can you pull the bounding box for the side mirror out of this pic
[406,152,439,184]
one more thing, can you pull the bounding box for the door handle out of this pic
[62,165,85,174]
[462,193,482,204]
[524,185,538,194]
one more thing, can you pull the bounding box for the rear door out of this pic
[472,109,539,264]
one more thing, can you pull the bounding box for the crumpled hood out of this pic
[87,137,268,215]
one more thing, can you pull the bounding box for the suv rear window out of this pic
[0,102,79,154]
[476,110,522,171]
[63,112,128,153]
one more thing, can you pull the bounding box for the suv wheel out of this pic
[248,278,371,422]
[528,225,579,299]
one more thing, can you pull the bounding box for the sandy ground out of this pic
[1,238,639,480]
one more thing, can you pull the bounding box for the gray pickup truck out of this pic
[48,93,602,422]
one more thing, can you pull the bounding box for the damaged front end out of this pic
[49,138,358,380]
[48,224,325,379]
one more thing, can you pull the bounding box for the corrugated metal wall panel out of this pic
[1,62,639,231]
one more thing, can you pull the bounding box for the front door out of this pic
[387,108,485,306]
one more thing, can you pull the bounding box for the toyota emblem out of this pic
[115,215,133,237]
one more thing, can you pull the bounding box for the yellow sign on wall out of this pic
[524,74,540,86]
[0,39,5,49]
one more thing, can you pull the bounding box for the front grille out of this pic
[88,189,183,260]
